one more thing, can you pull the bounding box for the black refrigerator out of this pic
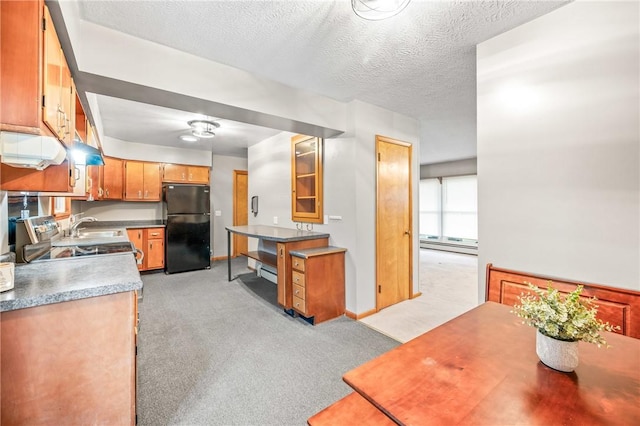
[163,184,211,274]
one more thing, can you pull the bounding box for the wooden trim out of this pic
[345,307,378,320]
[486,263,640,338]
[211,255,228,262]
[411,292,422,299]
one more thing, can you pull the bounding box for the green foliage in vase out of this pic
[513,282,620,347]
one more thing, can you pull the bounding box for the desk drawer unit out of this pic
[292,270,305,287]
[290,246,346,325]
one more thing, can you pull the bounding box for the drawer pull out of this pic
[150,232,159,236]
[295,290,299,295]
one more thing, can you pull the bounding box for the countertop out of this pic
[226,225,329,242]
[0,253,143,312]
[290,246,347,258]
[81,220,165,229]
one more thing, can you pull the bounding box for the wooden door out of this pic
[127,229,144,270]
[376,136,413,311]
[142,162,161,201]
[233,170,248,257]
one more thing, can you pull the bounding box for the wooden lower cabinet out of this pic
[127,227,165,271]
[0,291,137,425]
[290,247,346,324]
[146,228,165,270]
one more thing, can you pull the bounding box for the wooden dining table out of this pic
[310,301,640,425]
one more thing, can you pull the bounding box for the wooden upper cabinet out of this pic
[0,160,74,192]
[0,0,43,132]
[291,135,323,223]
[101,156,124,200]
[162,163,209,184]
[124,161,161,201]
[42,6,74,146]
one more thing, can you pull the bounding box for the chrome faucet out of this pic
[70,217,98,237]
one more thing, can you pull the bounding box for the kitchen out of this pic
[1,0,639,424]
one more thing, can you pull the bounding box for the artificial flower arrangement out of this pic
[513,282,620,347]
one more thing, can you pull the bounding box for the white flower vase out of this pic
[536,330,579,372]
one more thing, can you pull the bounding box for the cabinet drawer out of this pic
[292,270,305,287]
[293,284,305,300]
[292,256,305,272]
[147,228,164,238]
[293,296,307,315]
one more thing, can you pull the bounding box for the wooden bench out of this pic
[486,263,640,338]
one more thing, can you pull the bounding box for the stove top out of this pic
[31,242,136,262]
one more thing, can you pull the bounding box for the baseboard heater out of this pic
[420,241,478,256]
[256,263,277,284]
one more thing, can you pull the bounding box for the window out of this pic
[419,175,477,245]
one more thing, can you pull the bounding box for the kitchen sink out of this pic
[77,229,125,238]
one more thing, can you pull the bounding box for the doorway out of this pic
[232,170,248,257]
[375,135,413,311]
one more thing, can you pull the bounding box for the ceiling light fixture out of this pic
[351,0,411,20]
[188,119,220,139]
[179,135,199,143]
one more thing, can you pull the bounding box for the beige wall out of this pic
[477,0,640,296]
[248,100,419,315]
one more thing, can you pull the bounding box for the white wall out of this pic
[211,154,248,258]
[75,200,162,221]
[102,136,211,166]
[248,101,419,315]
[477,0,640,296]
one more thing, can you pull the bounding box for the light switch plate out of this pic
[273,216,278,224]
[215,210,222,216]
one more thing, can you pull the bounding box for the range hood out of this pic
[0,131,67,170]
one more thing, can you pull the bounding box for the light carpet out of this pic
[359,249,479,342]
[136,258,399,426]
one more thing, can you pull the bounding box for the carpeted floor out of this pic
[136,258,399,425]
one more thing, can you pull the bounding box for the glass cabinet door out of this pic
[291,135,323,223]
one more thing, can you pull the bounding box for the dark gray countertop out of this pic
[0,253,143,312]
[290,246,347,258]
[226,225,329,242]
[82,220,165,229]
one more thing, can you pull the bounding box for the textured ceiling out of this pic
[76,0,569,164]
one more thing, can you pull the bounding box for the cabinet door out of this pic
[145,228,165,270]
[123,161,144,200]
[143,162,161,201]
[162,164,187,182]
[0,0,42,130]
[102,157,123,200]
[42,6,63,139]
[187,166,209,184]
[291,135,323,223]
[60,62,74,146]
[127,229,144,270]
[0,160,72,192]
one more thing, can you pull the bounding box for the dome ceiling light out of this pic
[188,119,220,139]
[351,0,411,20]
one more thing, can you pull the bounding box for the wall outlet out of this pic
[273,216,278,224]
[215,210,222,217]
[324,215,328,224]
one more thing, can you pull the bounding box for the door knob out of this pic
[404,230,411,235]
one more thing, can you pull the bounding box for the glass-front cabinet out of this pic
[291,135,323,223]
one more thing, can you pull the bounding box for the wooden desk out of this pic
[225,225,329,310]
[313,302,640,425]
